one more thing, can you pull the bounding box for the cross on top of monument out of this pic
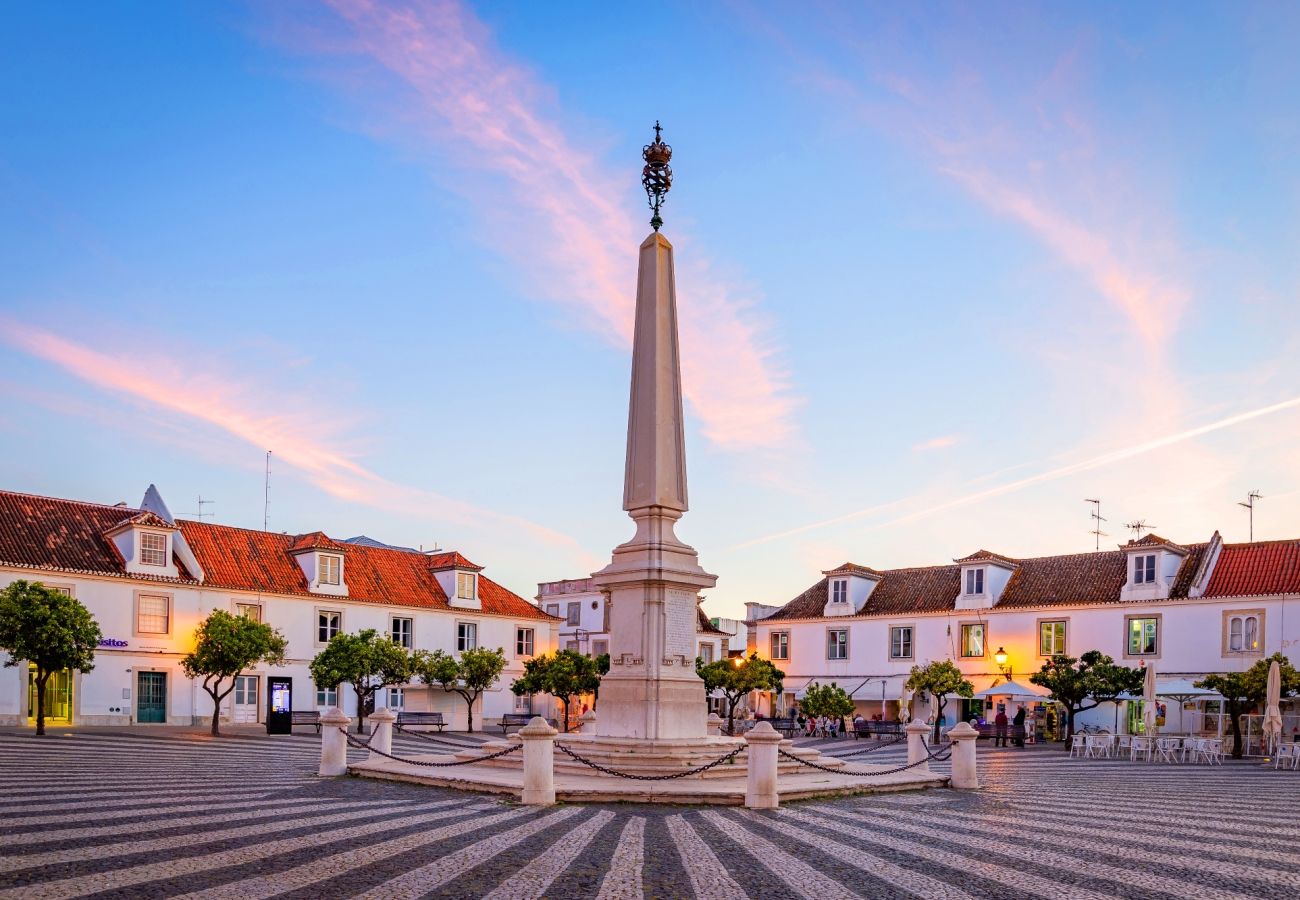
[641,120,673,231]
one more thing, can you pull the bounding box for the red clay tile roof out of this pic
[106,511,175,533]
[1202,540,1300,598]
[0,489,552,620]
[766,541,1213,620]
[1123,533,1187,553]
[288,531,347,553]
[426,551,484,572]
[821,562,884,578]
[697,608,728,635]
[0,491,192,582]
[954,549,1019,567]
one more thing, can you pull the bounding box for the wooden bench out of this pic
[291,711,321,733]
[853,721,902,739]
[395,711,446,732]
[499,713,559,734]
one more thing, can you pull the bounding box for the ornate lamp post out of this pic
[994,647,1012,681]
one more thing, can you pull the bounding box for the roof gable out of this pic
[1203,540,1300,598]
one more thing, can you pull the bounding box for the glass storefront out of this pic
[27,665,72,724]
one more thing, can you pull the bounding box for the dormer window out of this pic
[831,579,848,603]
[318,555,342,586]
[1133,554,1156,585]
[457,572,476,600]
[139,532,168,567]
[965,568,984,595]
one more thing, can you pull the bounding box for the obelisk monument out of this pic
[592,123,717,741]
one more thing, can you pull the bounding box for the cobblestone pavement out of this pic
[2,728,1299,899]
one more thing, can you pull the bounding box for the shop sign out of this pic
[99,638,128,648]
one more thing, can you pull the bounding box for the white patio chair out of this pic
[1275,743,1299,770]
[1199,738,1224,765]
[1130,735,1153,762]
[1117,734,1132,754]
[1154,737,1181,764]
[1069,735,1087,758]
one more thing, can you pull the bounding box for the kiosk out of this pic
[266,677,292,735]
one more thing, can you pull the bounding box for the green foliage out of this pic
[0,580,102,735]
[1198,652,1300,758]
[1029,650,1144,746]
[411,646,507,733]
[510,649,603,731]
[906,659,974,742]
[181,609,288,736]
[309,629,411,732]
[800,681,855,720]
[696,653,785,734]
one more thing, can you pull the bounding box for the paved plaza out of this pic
[1,729,1299,899]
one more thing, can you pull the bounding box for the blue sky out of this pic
[3,1,1299,618]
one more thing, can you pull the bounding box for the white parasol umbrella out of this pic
[1263,659,1283,754]
[1142,664,1158,735]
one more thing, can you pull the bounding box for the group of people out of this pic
[794,713,843,738]
[990,702,1028,748]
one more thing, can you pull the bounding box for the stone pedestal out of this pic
[367,707,396,764]
[519,716,558,806]
[318,707,352,777]
[905,720,930,772]
[578,710,597,734]
[744,721,783,809]
[948,722,979,789]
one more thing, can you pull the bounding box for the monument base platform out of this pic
[347,735,947,804]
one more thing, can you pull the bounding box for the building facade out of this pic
[0,487,560,729]
[754,533,1300,738]
[536,577,729,664]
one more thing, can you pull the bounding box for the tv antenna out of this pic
[1085,498,1107,551]
[193,494,215,522]
[263,450,272,531]
[1238,490,1262,541]
[1124,519,1155,540]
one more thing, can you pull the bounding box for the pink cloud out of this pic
[277,0,794,450]
[913,434,960,452]
[0,316,597,564]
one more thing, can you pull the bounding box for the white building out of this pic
[537,577,729,664]
[753,533,1300,739]
[0,486,560,730]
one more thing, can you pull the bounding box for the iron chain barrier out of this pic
[554,742,744,780]
[822,735,907,758]
[393,725,495,751]
[776,740,952,777]
[340,728,521,767]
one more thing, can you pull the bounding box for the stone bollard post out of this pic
[518,716,559,806]
[577,710,597,734]
[947,722,980,789]
[905,720,931,772]
[318,707,353,777]
[367,707,397,764]
[744,721,783,810]
[706,713,724,737]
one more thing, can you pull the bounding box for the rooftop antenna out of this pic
[1124,519,1155,540]
[1085,498,1107,551]
[263,450,272,532]
[193,494,215,522]
[1238,490,1262,541]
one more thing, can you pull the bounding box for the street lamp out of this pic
[994,647,1012,680]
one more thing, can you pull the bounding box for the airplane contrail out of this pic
[728,393,1300,551]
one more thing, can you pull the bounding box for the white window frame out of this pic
[139,532,168,567]
[387,687,405,710]
[318,554,342,586]
[235,602,262,623]
[826,628,848,660]
[134,591,172,636]
[1125,614,1160,658]
[699,642,715,664]
[1222,609,1264,657]
[889,625,914,660]
[831,579,848,603]
[316,685,338,708]
[515,627,535,657]
[965,568,984,595]
[770,631,790,661]
[457,572,475,600]
[317,609,342,645]
[456,621,478,652]
[1133,554,1156,585]
[1038,619,1067,656]
[959,623,985,659]
[390,616,413,649]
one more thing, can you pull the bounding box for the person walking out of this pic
[994,705,1009,748]
[1013,704,1027,748]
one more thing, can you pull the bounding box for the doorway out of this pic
[27,665,73,725]
[137,671,167,723]
[233,675,259,724]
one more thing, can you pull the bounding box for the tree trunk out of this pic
[356,686,368,734]
[932,698,945,743]
[1229,705,1244,759]
[463,692,476,733]
[208,688,222,737]
[560,697,571,732]
[1064,706,1076,749]
[34,669,49,736]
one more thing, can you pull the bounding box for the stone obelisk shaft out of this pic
[592,231,716,741]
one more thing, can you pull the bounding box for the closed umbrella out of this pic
[1263,659,1283,754]
[1143,664,1158,736]
[899,686,913,723]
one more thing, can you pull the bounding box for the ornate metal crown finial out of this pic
[641,120,672,231]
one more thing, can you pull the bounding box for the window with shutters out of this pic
[318,554,341,585]
[457,572,475,600]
